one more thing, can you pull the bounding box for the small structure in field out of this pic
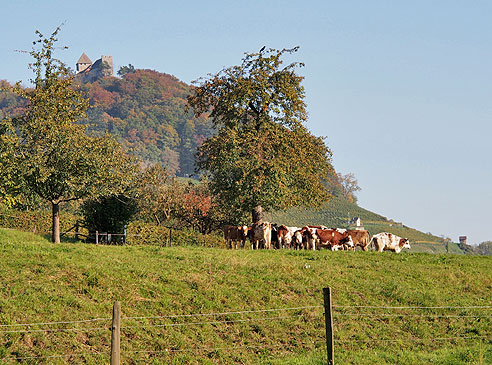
[348,217,364,230]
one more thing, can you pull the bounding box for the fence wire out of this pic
[121,314,304,330]
[334,313,492,318]
[122,305,323,321]
[0,317,111,328]
[335,335,491,343]
[0,326,109,334]
[333,305,492,310]
[0,351,106,362]
[1,303,491,362]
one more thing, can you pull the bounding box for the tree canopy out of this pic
[1,27,134,242]
[188,47,333,223]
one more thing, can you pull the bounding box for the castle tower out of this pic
[76,53,92,73]
[100,55,114,77]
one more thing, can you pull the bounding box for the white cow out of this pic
[292,229,304,250]
[249,222,272,250]
[371,232,411,253]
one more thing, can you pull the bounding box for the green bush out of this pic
[126,220,224,247]
[82,194,138,235]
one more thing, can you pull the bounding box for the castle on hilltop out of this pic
[76,53,113,82]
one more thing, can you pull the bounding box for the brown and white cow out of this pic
[292,229,305,250]
[346,229,370,251]
[370,232,411,253]
[249,221,272,250]
[277,225,301,249]
[300,226,318,250]
[316,229,354,251]
[223,225,249,249]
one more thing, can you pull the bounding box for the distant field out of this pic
[267,196,445,246]
[411,241,464,254]
[1,228,491,364]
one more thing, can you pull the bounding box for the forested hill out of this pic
[79,69,213,175]
[0,70,214,176]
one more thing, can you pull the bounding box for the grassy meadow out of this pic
[0,228,491,364]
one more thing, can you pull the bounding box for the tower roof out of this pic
[77,53,92,64]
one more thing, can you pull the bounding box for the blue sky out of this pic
[2,1,491,244]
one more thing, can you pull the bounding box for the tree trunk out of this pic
[52,202,60,243]
[252,205,264,224]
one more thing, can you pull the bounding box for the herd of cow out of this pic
[223,222,412,253]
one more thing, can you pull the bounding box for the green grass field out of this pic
[1,228,491,364]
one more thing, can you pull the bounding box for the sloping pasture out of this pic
[0,228,490,364]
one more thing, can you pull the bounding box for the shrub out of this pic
[126,220,223,248]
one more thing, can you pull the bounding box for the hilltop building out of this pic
[76,53,113,82]
[348,217,365,231]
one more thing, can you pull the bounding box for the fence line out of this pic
[0,327,109,334]
[62,231,142,237]
[125,343,289,355]
[334,313,492,318]
[1,351,106,362]
[121,314,303,330]
[335,335,491,343]
[1,303,489,331]
[122,305,323,321]
[1,300,491,363]
[333,305,492,310]
[0,317,111,328]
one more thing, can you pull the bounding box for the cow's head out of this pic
[246,225,255,239]
[399,238,411,250]
[239,225,249,237]
[302,227,315,240]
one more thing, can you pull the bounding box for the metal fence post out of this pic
[323,287,334,365]
[111,301,121,365]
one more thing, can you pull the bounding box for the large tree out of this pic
[1,27,133,243]
[188,47,333,223]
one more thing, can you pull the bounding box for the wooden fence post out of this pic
[323,287,334,365]
[111,301,121,365]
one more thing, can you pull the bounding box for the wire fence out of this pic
[0,301,491,363]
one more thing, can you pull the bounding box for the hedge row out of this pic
[0,208,224,248]
[0,209,80,236]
